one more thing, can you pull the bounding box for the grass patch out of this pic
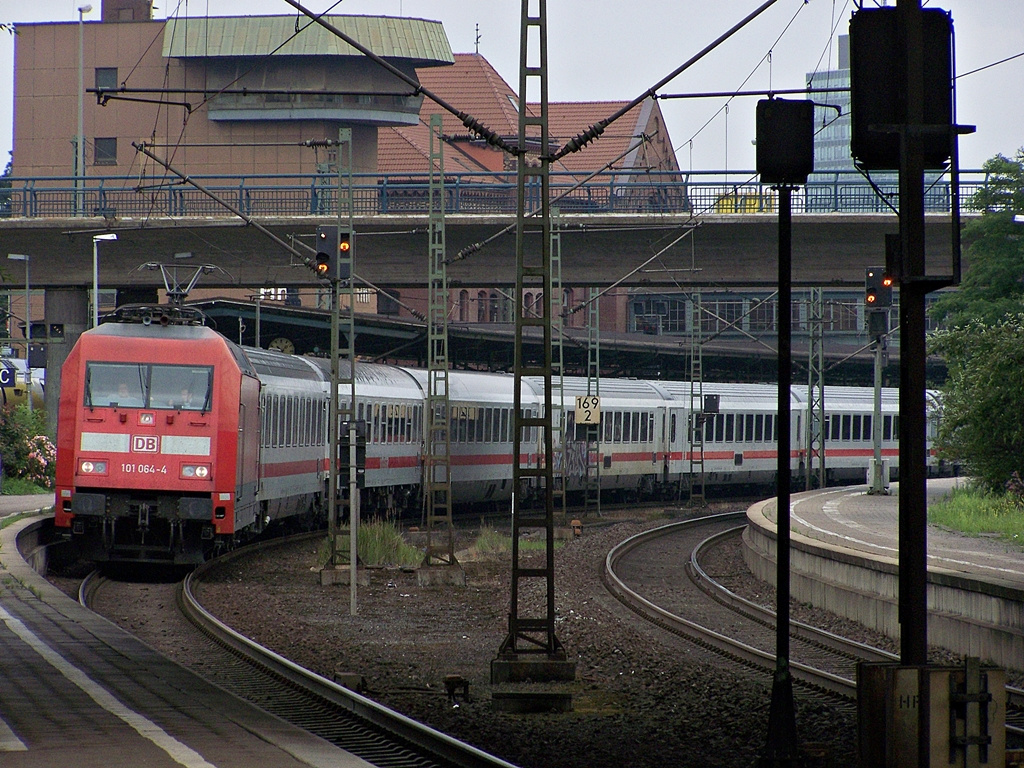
[0,511,42,532]
[2,477,52,495]
[472,529,564,555]
[928,485,1024,545]
[319,520,423,567]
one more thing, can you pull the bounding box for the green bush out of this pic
[0,405,55,490]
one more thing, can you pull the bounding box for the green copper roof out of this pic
[163,15,453,66]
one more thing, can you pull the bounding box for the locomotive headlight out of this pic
[139,413,155,426]
[79,460,108,475]
[181,463,211,480]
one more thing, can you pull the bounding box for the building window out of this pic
[459,290,469,322]
[95,67,118,91]
[476,290,487,323]
[94,137,117,166]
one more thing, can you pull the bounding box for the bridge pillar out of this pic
[43,288,88,436]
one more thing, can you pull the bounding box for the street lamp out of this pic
[7,254,31,411]
[92,233,117,327]
[77,5,92,217]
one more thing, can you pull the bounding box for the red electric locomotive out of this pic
[55,308,267,564]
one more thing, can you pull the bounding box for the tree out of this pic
[929,150,1024,328]
[928,315,1024,491]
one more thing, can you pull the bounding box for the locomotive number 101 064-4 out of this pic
[121,463,168,475]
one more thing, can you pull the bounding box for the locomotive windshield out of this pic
[86,362,213,411]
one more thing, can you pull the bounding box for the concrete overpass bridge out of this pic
[0,211,962,292]
[0,167,977,291]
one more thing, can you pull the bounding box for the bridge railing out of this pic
[0,169,991,219]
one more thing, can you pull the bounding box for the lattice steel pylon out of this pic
[805,288,825,490]
[550,207,566,520]
[495,0,568,669]
[326,127,360,615]
[687,291,707,505]
[422,114,456,568]
[583,287,601,517]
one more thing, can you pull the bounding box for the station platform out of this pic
[0,501,373,768]
[743,478,1024,670]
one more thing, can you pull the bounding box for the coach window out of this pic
[842,414,852,441]
[612,412,622,443]
[271,396,278,447]
[852,414,862,441]
[745,414,755,442]
[883,415,892,441]
[724,414,734,442]
[862,415,872,441]
[476,409,485,442]
[283,398,291,447]
[282,397,289,447]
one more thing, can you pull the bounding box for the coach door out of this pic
[235,376,262,527]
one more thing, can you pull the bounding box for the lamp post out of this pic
[7,254,31,411]
[92,233,117,327]
[77,4,92,217]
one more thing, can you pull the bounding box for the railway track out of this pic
[79,534,516,768]
[603,512,1024,738]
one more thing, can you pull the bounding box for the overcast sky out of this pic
[2,0,1022,173]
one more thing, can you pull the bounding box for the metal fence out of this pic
[0,169,991,220]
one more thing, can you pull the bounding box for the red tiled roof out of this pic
[379,53,679,177]
[417,53,524,141]
[378,122,492,176]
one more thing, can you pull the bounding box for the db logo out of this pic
[132,435,159,453]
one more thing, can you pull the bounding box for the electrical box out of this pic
[859,660,1005,768]
[755,98,814,185]
[849,8,953,170]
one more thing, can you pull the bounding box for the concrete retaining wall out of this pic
[743,499,1024,672]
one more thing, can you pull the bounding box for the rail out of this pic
[0,168,992,220]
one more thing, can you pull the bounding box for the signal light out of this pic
[865,267,892,308]
[315,252,331,278]
[313,225,352,280]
